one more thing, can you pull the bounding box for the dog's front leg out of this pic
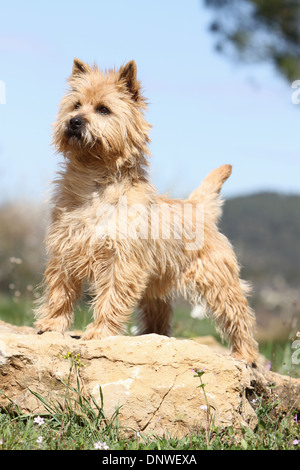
[81,253,149,340]
[34,256,82,335]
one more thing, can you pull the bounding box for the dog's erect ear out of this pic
[118,61,140,101]
[72,58,91,76]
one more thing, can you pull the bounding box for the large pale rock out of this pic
[0,321,299,437]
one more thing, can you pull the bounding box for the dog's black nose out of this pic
[70,117,83,130]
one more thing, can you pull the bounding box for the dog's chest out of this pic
[53,188,150,251]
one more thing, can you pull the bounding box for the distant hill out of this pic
[220,192,300,286]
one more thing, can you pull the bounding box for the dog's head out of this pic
[53,59,151,166]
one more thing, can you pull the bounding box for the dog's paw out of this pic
[232,349,258,367]
[81,324,116,341]
[35,324,54,335]
[80,330,104,341]
[34,317,70,336]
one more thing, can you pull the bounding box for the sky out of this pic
[0,0,299,203]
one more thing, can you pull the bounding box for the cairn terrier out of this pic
[35,59,258,364]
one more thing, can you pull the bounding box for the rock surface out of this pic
[0,321,299,437]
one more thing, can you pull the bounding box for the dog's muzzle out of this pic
[67,115,85,139]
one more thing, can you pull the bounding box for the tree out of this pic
[203,0,300,82]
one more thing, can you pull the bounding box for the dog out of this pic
[35,59,258,364]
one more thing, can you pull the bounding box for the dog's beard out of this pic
[68,126,96,147]
[59,123,100,156]
[58,130,116,166]
[54,118,120,163]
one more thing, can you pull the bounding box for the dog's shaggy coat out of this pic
[35,59,258,364]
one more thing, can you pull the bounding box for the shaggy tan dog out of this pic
[35,59,258,364]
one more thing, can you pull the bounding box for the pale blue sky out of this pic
[0,0,299,202]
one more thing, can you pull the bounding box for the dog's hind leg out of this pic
[188,236,258,365]
[137,294,173,336]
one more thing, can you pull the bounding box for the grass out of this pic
[0,375,299,450]
[0,294,299,450]
[0,361,299,451]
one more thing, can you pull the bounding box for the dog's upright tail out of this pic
[188,164,232,223]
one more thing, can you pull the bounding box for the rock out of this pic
[0,321,299,438]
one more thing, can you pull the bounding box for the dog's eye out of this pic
[96,105,111,115]
[74,102,81,110]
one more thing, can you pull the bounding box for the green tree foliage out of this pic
[203,0,300,81]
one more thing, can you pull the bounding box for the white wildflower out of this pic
[34,416,45,426]
[94,441,109,450]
